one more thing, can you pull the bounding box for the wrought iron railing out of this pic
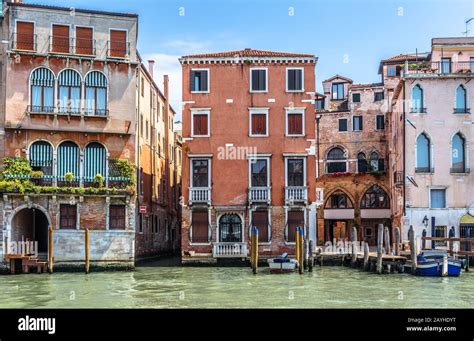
[107,40,130,59]
[10,33,37,52]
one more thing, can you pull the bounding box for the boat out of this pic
[403,250,463,277]
[268,253,298,273]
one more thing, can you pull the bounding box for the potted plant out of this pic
[94,173,104,188]
[64,172,75,183]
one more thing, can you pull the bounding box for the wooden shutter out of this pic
[192,211,209,243]
[52,24,70,53]
[252,113,266,135]
[193,114,208,136]
[60,204,76,230]
[16,21,34,51]
[288,113,302,135]
[252,211,269,242]
[287,210,304,242]
[110,30,127,58]
[76,27,93,55]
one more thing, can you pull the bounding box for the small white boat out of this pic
[268,253,298,273]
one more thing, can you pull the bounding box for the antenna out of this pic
[463,18,474,37]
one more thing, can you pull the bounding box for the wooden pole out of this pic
[376,224,384,274]
[253,227,258,275]
[363,241,370,270]
[48,226,53,274]
[308,240,314,272]
[298,227,303,274]
[295,227,300,268]
[351,226,357,267]
[4,236,8,257]
[394,227,401,256]
[384,226,391,255]
[303,239,309,270]
[422,229,427,250]
[85,228,90,274]
[409,225,417,275]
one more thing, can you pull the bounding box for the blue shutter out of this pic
[29,141,53,168]
[85,71,107,87]
[84,143,106,181]
[58,69,81,87]
[57,142,80,178]
[31,68,55,86]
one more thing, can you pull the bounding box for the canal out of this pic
[1,258,473,308]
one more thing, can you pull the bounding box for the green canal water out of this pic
[1,259,473,309]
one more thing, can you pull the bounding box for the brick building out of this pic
[180,49,317,263]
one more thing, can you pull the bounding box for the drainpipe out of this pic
[402,80,406,217]
[316,114,321,179]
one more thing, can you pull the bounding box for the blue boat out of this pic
[404,250,462,277]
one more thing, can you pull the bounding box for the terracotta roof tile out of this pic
[382,53,429,63]
[181,48,315,59]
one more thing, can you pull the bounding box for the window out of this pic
[191,110,210,137]
[376,115,385,130]
[109,29,127,58]
[251,210,269,243]
[57,141,80,182]
[315,98,324,110]
[412,84,424,113]
[16,21,35,51]
[109,205,126,230]
[250,68,267,92]
[52,24,70,53]
[30,68,54,113]
[287,68,303,92]
[352,93,361,103]
[249,109,268,136]
[361,185,389,209]
[75,26,94,55]
[287,210,304,242]
[353,116,363,131]
[416,133,431,173]
[327,147,347,173]
[339,118,348,132]
[141,77,145,97]
[441,58,451,74]
[146,120,149,140]
[250,159,268,187]
[332,83,344,100]
[455,85,468,113]
[60,204,77,229]
[430,189,446,209]
[452,133,466,173]
[191,210,209,243]
[192,160,209,187]
[370,151,384,172]
[286,110,304,136]
[190,69,209,92]
[387,65,400,77]
[84,142,107,184]
[471,58,474,72]
[357,152,368,173]
[287,159,304,187]
[374,92,384,102]
[85,71,108,116]
[325,192,352,209]
[434,226,448,247]
[29,141,53,176]
[58,69,81,114]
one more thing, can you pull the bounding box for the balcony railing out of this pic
[107,41,130,59]
[450,167,470,174]
[285,186,308,205]
[27,105,108,117]
[189,187,211,205]
[249,187,271,204]
[404,61,474,76]
[394,171,404,186]
[3,175,131,190]
[10,33,37,52]
[212,243,248,258]
[49,36,96,56]
[27,105,55,114]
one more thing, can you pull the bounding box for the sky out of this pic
[32,0,474,120]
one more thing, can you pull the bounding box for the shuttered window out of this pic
[16,21,34,51]
[52,24,70,53]
[353,116,363,131]
[84,142,107,182]
[57,141,80,179]
[76,27,94,55]
[190,70,208,92]
[60,204,77,230]
[376,115,385,130]
[192,112,209,136]
[109,30,127,58]
[251,69,267,92]
[252,210,269,242]
[30,68,54,113]
[287,113,303,135]
[85,71,108,116]
[287,68,303,91]
[29,141,53,175]
[192,211,209,243]
[109,205,126,230]
[58,69,81,114]
[250,112,267,135]
[287,210,304,243]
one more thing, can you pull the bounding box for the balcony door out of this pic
[219,214,242,243]
[286,158,305,187]
[52,24,70,53]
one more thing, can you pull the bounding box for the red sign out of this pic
[139,206,147,214]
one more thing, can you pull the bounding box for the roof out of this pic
[378,53,430,74]
[432,37,474,45]
[350,82,384,89]
[181,48,315,59]
[9,1,138,18]
[322,74,353,84]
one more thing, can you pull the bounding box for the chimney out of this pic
[163,75,169,101]
[148,60,155,79]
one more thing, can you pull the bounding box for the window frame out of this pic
[59,204,77,230]
[15,20,36,51]
[190,68,210,93]
[74,25,95,56]
[376,114,385,130]
[331,82,344,100]
[108,28,128,59]
[338,118,348,132]
[248,157,270,188]
[190,158,211,188]
[326,147,348,174]
[285,157,306,187]
[249,108,269,137]
[190,209,211,245]
[286,67,304,92]
[374,91,384,102]
[352,115,363,132]
[109,205,126,230]
[285,108,305,137]
[191,109,211,137]
[429,187,447,209]
[352,93,361,103]
[250,67,268,93]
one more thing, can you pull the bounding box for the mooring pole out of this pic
[85,228,90,274]
[376,224,384,274]
[363,241,370,270]
[409,225,417,275]
[303,238,309,270]
[295,227,300,268]
[253,227,259,274]
[394,227,401,256]
[384,226,391,255]
[308,240,314,272]
[48,226,54,274]
[351,226,357,267]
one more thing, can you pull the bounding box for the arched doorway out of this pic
[218,214,242,243]
[11,207,50,255]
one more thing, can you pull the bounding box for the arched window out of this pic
[29,141,53,175]
[370,151,384,172]
[416,133,431,173]
[30,68,54,113]
[327,147,347,173]
[361,185,389,209]
[325,192,353,209]
[357,152,367,173]
[58,69,81,114]
[455,85,467,113]
[452,133,466,173]
[84,143,107,184]
[57,141,80,184]
[219,214,242,243]
[85,71,108,116]
[412,84,424,113]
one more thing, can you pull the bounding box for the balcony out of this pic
[212,243,248,258]
[249,187,271,204]
[107,41,130,59]
[404,61,474,77]
[10,33,37,52]
[49,36,96,56]
[285,186,308,205]
[394,171,404,186]
[27,105,109,118]
[189,187,211,205]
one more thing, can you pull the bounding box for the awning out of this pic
[460,214,474,225]
[360,209,391,219]
[324,209,355,220]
